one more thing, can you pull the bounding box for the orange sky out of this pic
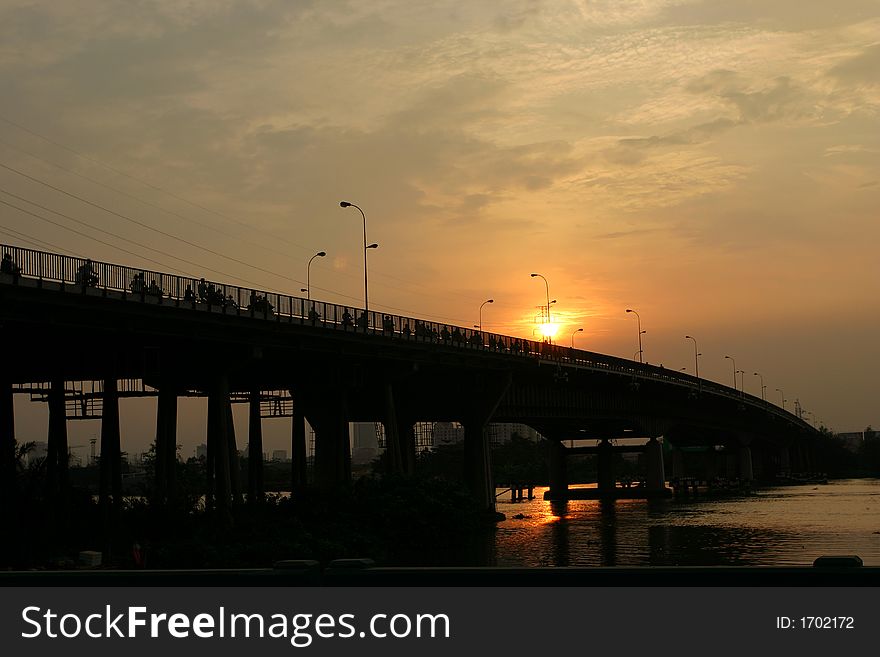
[1,1,878,452]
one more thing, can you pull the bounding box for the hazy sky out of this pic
[1,1,878,454]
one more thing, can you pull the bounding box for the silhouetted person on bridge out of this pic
[402,323,411,337]
[357,313,368,330]
[440,327,451,342]
[184,285,195,303]
[341,310,353,328]
[76,259,98,287]
[147,279,162,298]
[198,278,208,301]
[308,306,320,322]
[130,272,145,294]
[382,314,394,333]
[1,252,20,282]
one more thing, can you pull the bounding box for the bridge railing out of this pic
[0,243,810,430]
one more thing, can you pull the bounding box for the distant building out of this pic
[836,432,864,453]
[351,422,379,465]
[195,443,207,460]
[432,422,464,447]
[271,449,288,462]
[488,423,540,445]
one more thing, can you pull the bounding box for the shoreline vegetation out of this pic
[4,430,878,570]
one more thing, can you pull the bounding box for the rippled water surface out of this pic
[493,479,880,567]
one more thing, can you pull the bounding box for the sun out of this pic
[539,322,558,339]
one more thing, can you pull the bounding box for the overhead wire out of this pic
[0,117,520,311]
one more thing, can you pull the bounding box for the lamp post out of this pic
[753,372,766,401]
[724,355,737,390]
[776,388,786,411]
[736,370,745,396]
[530,273,551,341]
[626,309,644,363]
[300,251,326,302]
[570,327,583,348]
[684,335,701,391]
[340,201,377,318]
[478,299,494,333]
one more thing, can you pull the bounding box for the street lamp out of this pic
[736,370,745,395]
[530,273,552,341]
[300,251,326,302]
[684,335,701,391]
[753,372,766,401]
[776,388,786,411]
[724,355,737,390]
[340,201,377,318]
[478,299,494,333]
[626,309,645,363]
[570,327,583,348]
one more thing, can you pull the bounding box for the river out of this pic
[493,478,880,567]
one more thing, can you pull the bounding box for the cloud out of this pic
[829,43,880,85]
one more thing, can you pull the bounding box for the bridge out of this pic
[0,244,818,515]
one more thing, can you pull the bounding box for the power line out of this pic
[0,160,312,288]
[0,114,313,253]
[0,224,79,255]
[0,117,518,310]
[0,136,313,263]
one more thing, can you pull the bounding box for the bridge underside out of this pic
[1,280,817,514]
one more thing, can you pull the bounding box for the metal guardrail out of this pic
[0,243,812,431]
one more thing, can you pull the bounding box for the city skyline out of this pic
[1,0,878,447]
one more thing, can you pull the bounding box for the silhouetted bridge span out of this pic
[0,244,818,512]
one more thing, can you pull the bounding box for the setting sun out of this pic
[539,322,559,339]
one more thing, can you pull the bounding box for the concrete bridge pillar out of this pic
[597,439,615,493]
[247,389,264,505]
[703,445,718,482]
[738,445,753,482]
[206,374,238,523]
[671,446,685,480]
[645,437,666,493]
[154,384,178,506]
[462,419,494,513]
[45,379,69,503]
[307,394,351,491]
[547,439,568,500]
[382,384,417,477]
[225,398,243,508]
[100,378,122,559]
[383,383,404,476]
[460,373,511,513]
[290,404,307,496]
[779,445,791,473]
[0,378,14,512]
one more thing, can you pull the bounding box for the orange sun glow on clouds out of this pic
[1,0,878,447]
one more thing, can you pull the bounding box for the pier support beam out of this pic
[461,373,511,513]
[462,419,494,512]
[738,445,754,482]
[290,405,307,496]
[207,375,234,524]
[547,439,568,500]
[100,378,122,559]
[308,394,351,491]
[645,437,666,493]
[778,445,791,474]
[45,379,69,505]
[0,378,14,513]
[671,446,685,480]
[597,439,615,493]
[247,389,264,505]
[382,384,416,476]
[154,385,178,507]
[383,383,404,476]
